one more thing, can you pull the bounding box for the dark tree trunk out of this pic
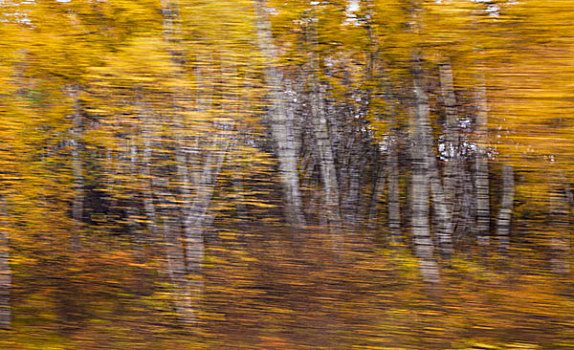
[0,199,11,329]
[474,77,490,246]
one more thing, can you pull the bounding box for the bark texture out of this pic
[550,185,571,275]
[160,0,219,325]
[439,61,460,207]
[410,66,440,283]
[496,165,514,254]
[0,200,10,329]
[387,140,401,241]
[474,77,490,246]
[254,0,306,228]
[306,9,342,238]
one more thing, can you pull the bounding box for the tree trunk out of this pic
[161,212,195,324]
[474,76,490,246]
[550,185,570,275]
[343,154,361,226]
[310,84,342,232]
[306,9,342,239]
[70,85,83,250]
[410,65,440,283]
[496,164,514,254]
[388,140,402,242]
[368,153,385,230]
[413,62,453,258]
[363,3,402,241]
[0,199,11,329]
[412,61,457,257]
[139,109,159,238]
[183,131,230,263]
[254,0,306,228]
[161,0,206,325]
[428,166,454,257]
[438,61,459,207]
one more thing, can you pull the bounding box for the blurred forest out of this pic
[0,0,572,349]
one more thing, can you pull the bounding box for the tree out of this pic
[254,0,306,228]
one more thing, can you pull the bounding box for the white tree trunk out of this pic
[70,85,83,250]
[439,61,459,207]
[410,67,440,283]
[306,8,342,239]
[496,164,514,254]
[254,0,306,228]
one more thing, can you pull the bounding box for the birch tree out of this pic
[254,0,306,228]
